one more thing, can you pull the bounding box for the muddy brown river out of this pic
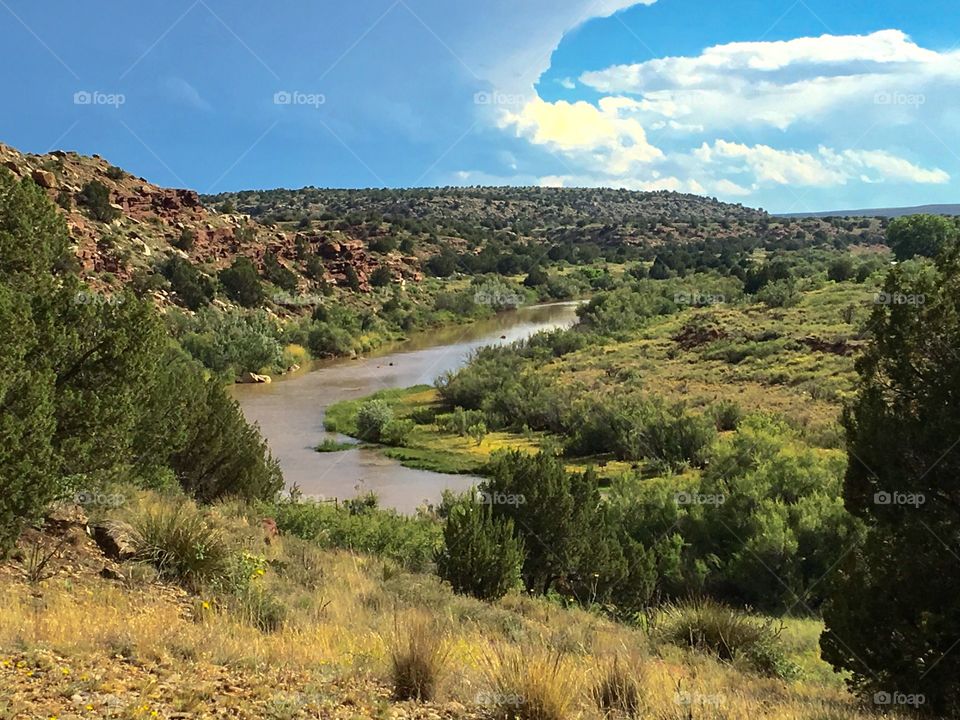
[232,302,580,512]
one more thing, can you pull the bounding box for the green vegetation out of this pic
[76,180,119,222]
[0,169,280,557]
[821,224,960,714]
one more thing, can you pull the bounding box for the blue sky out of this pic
[1,0,957,212]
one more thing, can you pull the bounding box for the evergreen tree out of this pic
[436,495,524,600]
[821,239,960,716]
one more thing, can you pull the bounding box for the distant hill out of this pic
[780,204,960,219]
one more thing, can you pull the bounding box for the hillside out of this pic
[205,185,885,253]
[0,491,893,720]
[780,203,960,218]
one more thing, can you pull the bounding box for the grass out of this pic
[326,280,876,487]
[388,613,449,700]
[654,598,799,679]
[129,500,229,591]
[591,655,645,718]
[0,490,905,719]
[314,437,356,453]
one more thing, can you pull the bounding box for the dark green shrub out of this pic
[436,496,523,600]
[219,257,264,307]
[160,257,214,310]
[77,180,119,222]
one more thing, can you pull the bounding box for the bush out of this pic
[130,503,229,591]
[174,228,196,251]
[381,418,415,447]
[306,321,354,357]
[77,180,119,222]
[711,400,744,431]
[356,399,394,442]
[160,257,214,310]
[270,498,441,572]
[230,584,287,633]
[389,614,448,701]
[370,265,392,287]
[436,497,524,600]
[655,598,794,678]
[219,257,264,307]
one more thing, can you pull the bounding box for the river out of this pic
[232,302,580,512]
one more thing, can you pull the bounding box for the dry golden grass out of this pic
[0,491,910,719]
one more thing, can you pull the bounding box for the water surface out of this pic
[233,302,580,512]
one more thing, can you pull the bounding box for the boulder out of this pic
[45,503,88,529]
[31,169,58,189]
[90,520,138,561]
[236,371,272,384]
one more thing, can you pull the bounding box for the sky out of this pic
[0,0,957,213]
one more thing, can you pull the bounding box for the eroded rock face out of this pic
[90,520,138,561]
[0,141,423,305]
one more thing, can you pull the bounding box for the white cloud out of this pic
[163,77,211,112]
[694,140,949,186]
[499,96,663,174]
[579,30,960,131]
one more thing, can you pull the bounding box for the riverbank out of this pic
[323,384,635,481]
[232,301,582,511]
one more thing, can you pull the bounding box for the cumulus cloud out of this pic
[579,30,960,131]
[694,140,949,186]
[499,96,663,174]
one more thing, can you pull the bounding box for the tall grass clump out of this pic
[484,646,579,720]
[655,598,797,679]
[389,614,449,701]
[130,502,228,591]
[591,655,645,718]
